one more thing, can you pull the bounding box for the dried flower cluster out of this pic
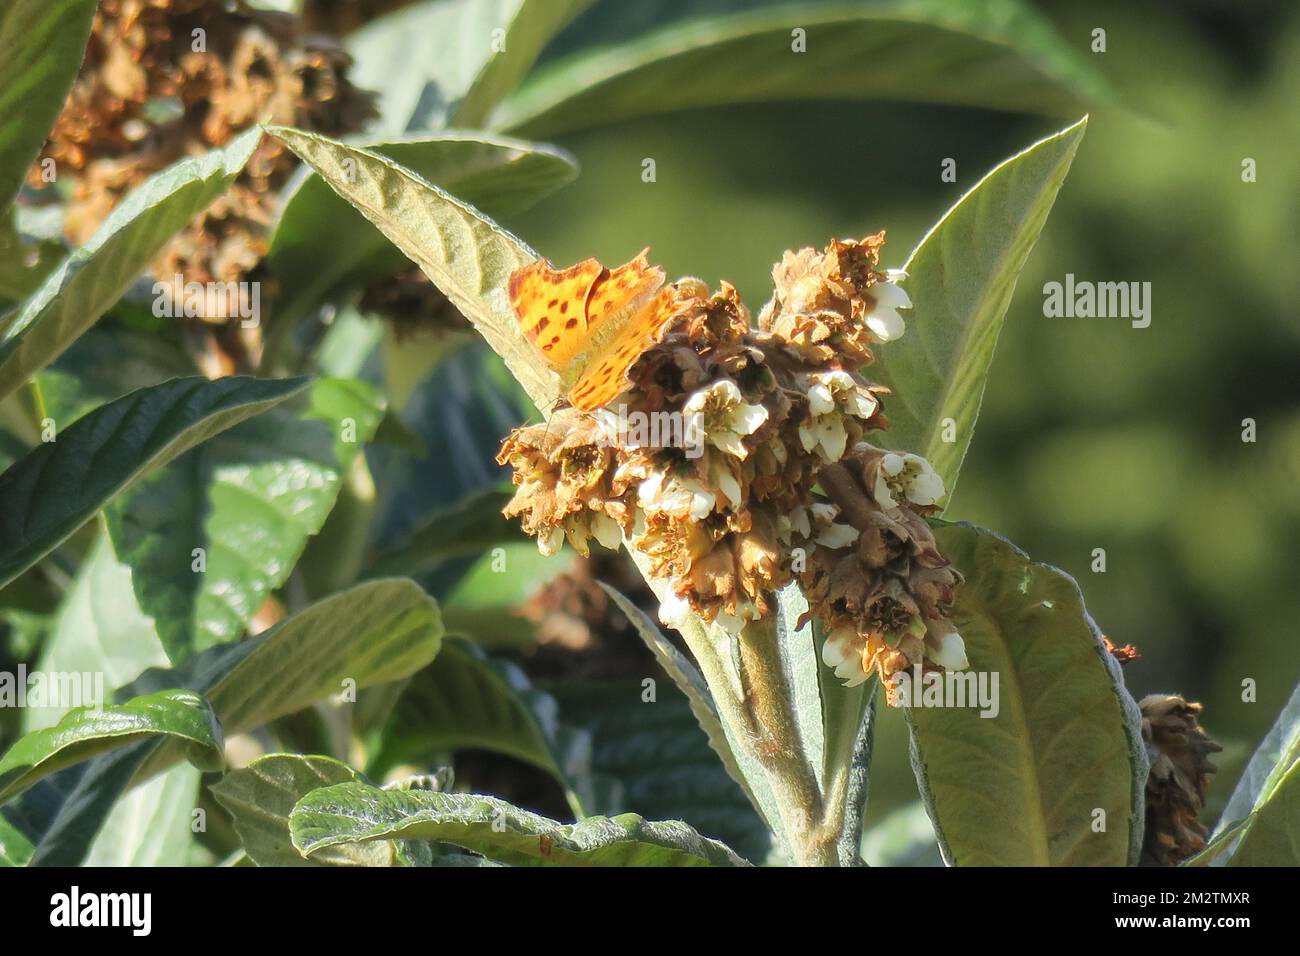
[28,0,374,364]
[498,235,968,701]
[1139,694,1222,866]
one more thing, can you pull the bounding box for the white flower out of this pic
[865,271,911,343]
[925,628,970,670]
[815,522,859,549]
[874,452,945,509]
[658,591,691,628]
[708,455,743,509]
[638,470,716,520]
[798,371,879,463]
[822,628,869,687]
[538,526,564,556]
[683,379,768,460]
[589,512,623,550]
[713,601,761,636]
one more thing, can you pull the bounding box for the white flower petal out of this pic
[688,488,716,520]
[710,429,749,459]
[807,383,835,416]
[734,402,769,435]
[658,592,691,628]
[712,460,743,509]
[538,527,564,556]
[846,390,878,419]
[870,280,912,311]
[928,631,969,670]
[815,522,859,549]
[815,416,847,462]
[591,512,623,550]
[866,307,906,342]
[873,474,899,510]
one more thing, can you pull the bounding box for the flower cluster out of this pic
[801,443,965,701]
[498,235,966,702]
[1139,694,1221,866]
[28,0,374,368]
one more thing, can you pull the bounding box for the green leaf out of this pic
[264,127,559,411]
[267,134,577,331]
[0,128,261,401]
[774,583,878,865]
[369,638,593,817]
[439,542,573,645]
[23,533,167,732]
[1215,680,1300,840]
[496,0,1114,136]
[1226,759,1300,866]
[20,577,443,865]
[83,764,201,866]
[873,117,1086,498]
[0,214,64,305]
[0,0,97,214]
[906,522,1147,866]
[347,0,595,132]
[104,378,383,663]
[0,375,308,590]
[368,485,515,577]
[547,679,774,864]
[36,325,196,427]
[0,689,222,804]
[600,583,780,846]
[211,754,403,867]
[290,783,750,866]
[451,0,598,129]
[1209,680,1300,865]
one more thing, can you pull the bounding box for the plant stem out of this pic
[735,617,839,866]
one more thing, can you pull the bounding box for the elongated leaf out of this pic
[21,578,443,865]
[211,754,399,867]
[601,583,780,845]
[368,485,515,577]
[104,378,382,662]
[1225,760,1300,866]
[0,0,97,213]
[452,0,597,129]
[83,764,200,866]
[291,783,749,866]
[370,638,592,816]
[264,127,558,411]
[0,690,222,803]
[0,128,261,401]
[497,0,1113,136]
[348,0,594,132]
[1208,679,1300,865]
[873,118,1086,498]
[1215,680,1300,838]
[22,534,167,733]
[773,584,824,786]
[0,375,308,589]
[268,134,576,329]
[906,522,1147,866]
[549,680,773,864]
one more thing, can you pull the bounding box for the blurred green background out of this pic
[501,0,1300,824]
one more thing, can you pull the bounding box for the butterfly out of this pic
[509,248,679,411]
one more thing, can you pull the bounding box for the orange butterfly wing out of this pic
[510,249,673,411]
[507,256,603,370]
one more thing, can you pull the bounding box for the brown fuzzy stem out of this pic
[818,460,873,530]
